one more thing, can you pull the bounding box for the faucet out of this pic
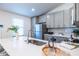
[26,30,31,44]
[48,37,56,55]
[48,37,56,48]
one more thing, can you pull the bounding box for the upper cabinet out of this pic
[46,4,75,28]
[38,4,76,28]
[39,15,47,23]
[46,10,70,28]
[70,6,76,27]
[54,11,64,28]
[63,9,71,27]
[75,3,79,21]
[46,14,54,28]
[46,11,64,28]
[50,14,55,28]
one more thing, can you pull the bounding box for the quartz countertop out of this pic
[44,34,71,38]
[0,37,43,56]
[0,37,79,56]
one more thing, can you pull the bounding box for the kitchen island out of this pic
[0,37,79,56]
[0,37,43,56]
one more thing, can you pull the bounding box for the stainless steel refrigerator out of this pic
[34,23,47,39]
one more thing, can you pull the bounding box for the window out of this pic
[12,18,24,36]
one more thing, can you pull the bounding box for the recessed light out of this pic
[32,8,35,11]
[47,15,50,18]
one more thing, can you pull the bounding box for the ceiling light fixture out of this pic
[32,8,35,11]
[47,15,50,18]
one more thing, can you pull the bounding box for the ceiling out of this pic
[0,3,63,17]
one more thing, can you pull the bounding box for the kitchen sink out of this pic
[28,40,47,46]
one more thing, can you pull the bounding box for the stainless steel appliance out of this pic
[34,23,47,39]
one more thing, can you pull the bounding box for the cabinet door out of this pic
[64,9,70,27]
[39,15,46,23]
[54,12,59,28]
[46,14,54,28]
[76,3,79,21]
[54,11,64,28]
[49,14,54,28]
[46,15,51,28]
[58,11,64,27]
[70,7,75,27]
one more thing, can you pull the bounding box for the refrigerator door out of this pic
[34,24,42,39]
[35,31,42,39]
[35,24,42,32]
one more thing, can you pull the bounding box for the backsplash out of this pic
[48,28,77,36]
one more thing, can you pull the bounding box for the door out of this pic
[64,9,71,27]
[58,11,64,27]
[54,12,60,28]
[76,3,79,21]
[35,24,42,39]
[54,11,64,28]
[50,14,55,28]
[46,15,51,28]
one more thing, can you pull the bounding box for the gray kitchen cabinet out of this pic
[63,5,75,28]
[46,15,51,28]
[58,11,64,27]
[46,9,73,28]
[49,14,55,28]
[45,4,76,28]
[54,12,59,28]
[39,15,47,23]
[63,9,71,27]
[75,3,79,22]
[54,11,64,28]
[46,6,75,28]
[69,7,75,27]
[46,11,64,28]
[46,14,54,28]
[69,3,79,27]
[76,3,79,21]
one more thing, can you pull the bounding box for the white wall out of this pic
[0,10,31,39]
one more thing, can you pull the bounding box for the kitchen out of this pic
[28,3,79,55]
[30,3,79,41]
[0,3,79,56]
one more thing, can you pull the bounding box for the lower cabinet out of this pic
[44,34,49,40]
